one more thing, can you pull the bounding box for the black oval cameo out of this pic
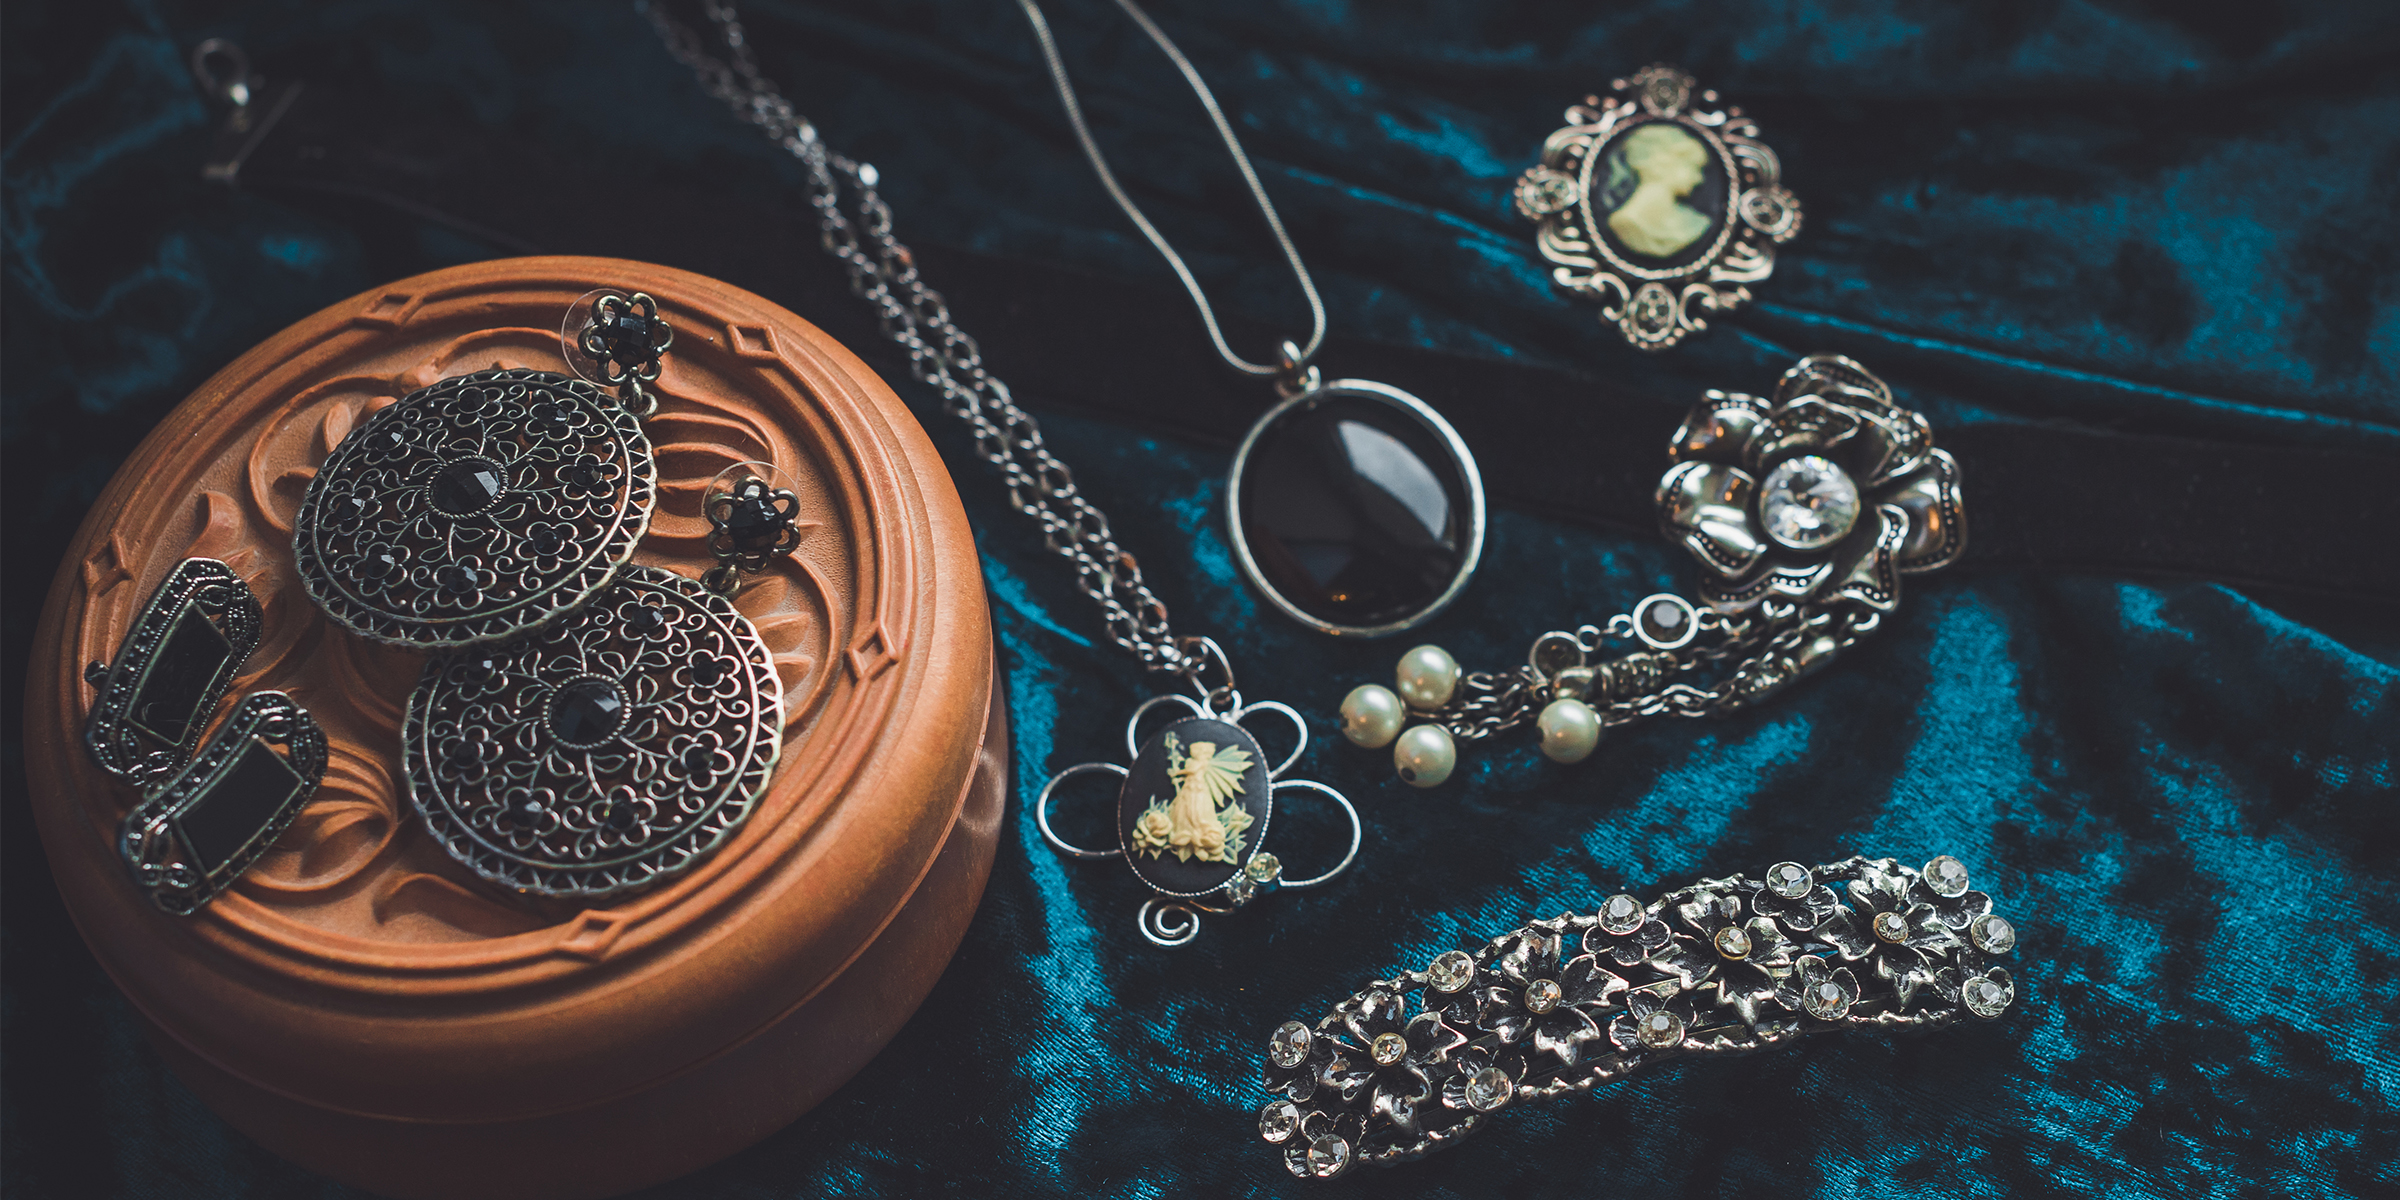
[1117,716,1271,897]
[1229,382,1483,636]
[1590,119,1730,270]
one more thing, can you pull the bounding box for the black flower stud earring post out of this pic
[1516,65,1801,351]
[701,464,815,596]
[578,291,674,417]
[1257,855,2019,1177]
[1036,639,1362,946]
[1336,355,1966,786]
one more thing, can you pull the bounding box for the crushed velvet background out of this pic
[5,1,2397,1196]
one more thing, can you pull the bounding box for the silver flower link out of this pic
[1258,854,2020,1177]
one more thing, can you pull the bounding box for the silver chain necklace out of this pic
[649,0,1361,946]
[1015,0,1486,639]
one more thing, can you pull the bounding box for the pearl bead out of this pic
[1393,723,1456,788]
[1536,697,1601,763]
[1394,644,1461,709]
[1338,684,1405,749]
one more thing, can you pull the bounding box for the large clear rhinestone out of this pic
[549,678,627,748]
[1767,861,1813,899]
[429,457,507,516]
[1246,853,1282,884]
[1873,911,1909,943]
[1924,855,1971,898]
[1758,455,1861,551]
[1964,972,2014,1018]
[1599,893,1644,935]
[1305,1136,1352,1178]
[1971,914,2017,955]
[1258,1100,1300,1144]
[1268,1021,1312,1069]
[1371,1031,1408,1066]
[1464,1066,1513,1112]
[1425,950,1475,994]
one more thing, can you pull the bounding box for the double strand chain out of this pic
[1432,597,1878,746]
[648,0,1214,682]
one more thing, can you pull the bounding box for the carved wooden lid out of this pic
[22,257,993,1125]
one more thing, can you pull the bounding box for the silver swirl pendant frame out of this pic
[402,565,783,898]
[293,368,657,648]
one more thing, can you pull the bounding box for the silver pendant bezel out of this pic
[1224,378,1485,639]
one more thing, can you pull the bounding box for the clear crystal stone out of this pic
[1225,875,1257,907]
[1465,1066,1513,1112]
[1757,455,1861,551]
[1971,914,2017,954]
[1425,950,1475,993]
[1714,925,1752,959]
[1268,1021,1311,1069]
[1767,861,1812,899]
[1600,893,1644,935]
[1306,1136,1351,1178]
[1523,978,1562,1014]
[1245,852,1282,883]
[1964,973,2013,1018]
[1804,979,1851,1019]
[1371,1031,1408,1065]
[1637,1009,1683,1048]
[1924,855,1970,897]
[1259,1100,1300,1143]
[1873,911,1909,943]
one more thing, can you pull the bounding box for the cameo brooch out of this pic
[1516,65,1801,351]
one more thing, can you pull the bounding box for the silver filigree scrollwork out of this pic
[84,557,264,789]
[119,691,329,915]
[1035,639,1361,947]
[402,565,783,898]
[292,368,658,648]
[1516,65,1802,351]
[1258,855,2020,1177]
[1341,355,1967,785]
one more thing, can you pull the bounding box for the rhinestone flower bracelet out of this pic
[1256,854,2019,1178]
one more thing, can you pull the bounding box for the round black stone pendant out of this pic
[1227,380,1484,637]
[1117,716,1273,897]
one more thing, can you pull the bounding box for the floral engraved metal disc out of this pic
[1516,65,1802,351]
[293,368,657,647]
[402,565,782,898]
[1119,716,1272,898]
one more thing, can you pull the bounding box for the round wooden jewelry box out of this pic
[21,257,1005,1199]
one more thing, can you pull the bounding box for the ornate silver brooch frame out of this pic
[1515,65,1802,350]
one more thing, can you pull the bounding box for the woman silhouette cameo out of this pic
[1601,123,1714,259]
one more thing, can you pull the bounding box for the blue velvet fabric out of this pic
[5,2,2397,1197]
